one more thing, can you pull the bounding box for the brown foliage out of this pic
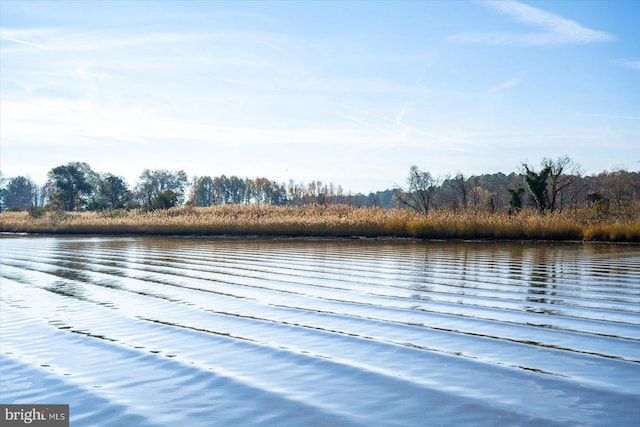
[1,205,638,242]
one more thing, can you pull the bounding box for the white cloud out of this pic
[450,0,614,46]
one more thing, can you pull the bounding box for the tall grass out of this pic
[1,205,638,242]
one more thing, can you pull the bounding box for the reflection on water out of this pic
[1,235,639,426]
[45,280,87,300]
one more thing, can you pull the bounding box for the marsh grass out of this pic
[1,205,638,242]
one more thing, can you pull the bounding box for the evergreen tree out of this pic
[523,164,552,212]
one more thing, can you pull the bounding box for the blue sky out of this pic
[1,0,639,193]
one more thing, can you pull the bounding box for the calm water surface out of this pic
[1,236,639,426]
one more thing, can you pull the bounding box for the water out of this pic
[1,235,639,426]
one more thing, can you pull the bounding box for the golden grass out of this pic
[1,205,638,242]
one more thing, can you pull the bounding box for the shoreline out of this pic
[2,231,638,246]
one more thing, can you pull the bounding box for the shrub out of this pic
[28,206,47,219]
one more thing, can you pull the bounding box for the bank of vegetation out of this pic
[1,156,638,241]
[1,204,639,242]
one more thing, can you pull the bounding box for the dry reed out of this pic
[1,205,638,242]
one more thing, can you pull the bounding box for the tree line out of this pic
[1,156,638,217]
[395,156,639,217]
[0,162,367,213]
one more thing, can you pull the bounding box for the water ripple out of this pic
[1,236,639,426]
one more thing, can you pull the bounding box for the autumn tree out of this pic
[251,177,287,205]
[287,180,304,206]
[600,169,639,214]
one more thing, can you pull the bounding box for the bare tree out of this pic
[543,156,581,212]
[469,176,482,211]
[601,169,638,213]
[521,156,581,212]
[395,165,439,215]
[453,172,468,211]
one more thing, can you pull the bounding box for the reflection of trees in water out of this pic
[410,242,533,301]
[49,240,123,308]
[49,237,625,317]
[54,261,92,283]
[522,246,574,315]
[405,241,595,316]
[47,255,93,303]
[45,280,88,302]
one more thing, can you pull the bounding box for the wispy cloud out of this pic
[450,0,614,46]
[222,78,283,93]
[336,113,390,129]
[1,27,197,53]
[579,112,640,121]
[0,33,45,48]
[615,59,640,71]
[1,2,636,191]
[483,78,520,96]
